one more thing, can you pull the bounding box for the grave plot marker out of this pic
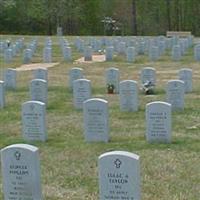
[178,68,193,93]
[30,79,48,104]
[105,68,120,94]
[166,80,185,110]
[99,151,141,200]
[119,80,138,112]
[83,98,109,142]
[69,67,84,90]
[146,101,172,143]
[1,144,42,200]
[22,101,47,142]
[3,68,17,90]
[73,79,91,109]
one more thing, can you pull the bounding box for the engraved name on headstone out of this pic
[99,151,141,200]
[1,144,42,200]
[146,101,171,143]
[22,101,47,141]
[83,98,109,142]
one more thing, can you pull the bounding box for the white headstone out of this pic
[158,40,166,55]
[22,101,47,141]
[105,46,114,61]
[1,144,42,200]
[172,45,182,61]
[83,98,109,142]
[69,67,84,90]
[149,46,159,61]
[0,80,5,108]
[34,68,48,82]
[84,46,92,61]
[63,46,72,61]
[140,67,156,85]
[106,68,120,94]
[146,101,171,143]
[99,151,141,200]
[4,48,13,63]
[118,42,126,54]
[119,80,138,112]
[166,80,185,110]
[178,68,192,93]
[30,79,48,104]
[4,68,17,90]
[126,47,136,62]
[73,79,91,109]
[138,41,145,55]
[194,44,200,61]
[43,47,52,63]
[23,49,32,64]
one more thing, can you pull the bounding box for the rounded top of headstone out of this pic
[70,67,83,71]
[73,78,90,83]
[35,67,47,71]
[146,101,171,107]
[6,68,16,71]
[31,79,47,83]
[99,151,139,160]
[106,67,119,71]
[120,80,137,84]
[22,100,45,106]
[167,79,184,84]
[1,143,38,153]
[179,68,192,72]
[84,98,107,104]
[142,67,155,71]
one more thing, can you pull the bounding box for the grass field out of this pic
[0,35,200,200]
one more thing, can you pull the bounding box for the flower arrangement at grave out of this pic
[141,80,155,95]
[107,83,115,94]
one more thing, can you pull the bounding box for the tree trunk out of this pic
[166,0,171,31]
[131,0,137,35]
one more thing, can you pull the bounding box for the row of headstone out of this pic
[1,144,141,200]
[2,67,48,91]
[69,67,192,99]
[2,36,196,64]
[3,38,25,63]
[23,39,38,64]
[83,99,172,144]
[73,35,195,62]
[83,90,171,143]
[22,68,48,141]
[43,47,52,63]
[59,38,72,61]
[43,38,52,63]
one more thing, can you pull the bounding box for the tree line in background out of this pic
[0,0,200,36]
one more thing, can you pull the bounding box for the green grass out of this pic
[0,35,200,199]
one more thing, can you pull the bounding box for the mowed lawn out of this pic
[0,35,200,200]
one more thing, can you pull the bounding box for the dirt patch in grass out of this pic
[74,54,105,64]
[16,62,60,71]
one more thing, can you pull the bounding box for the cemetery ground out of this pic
[0,35,200,199]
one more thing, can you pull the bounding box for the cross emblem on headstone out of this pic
[14,151,21,161]
[114,159,122,168]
